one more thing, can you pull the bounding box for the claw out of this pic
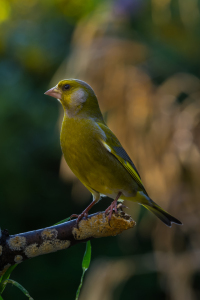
[70,198,98,227]
[105,192,122,223]
[69,210,89,228]
[70,214,79,220]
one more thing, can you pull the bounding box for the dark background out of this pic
[1,0,200,299]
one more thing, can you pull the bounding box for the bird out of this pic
[45,79,182,227]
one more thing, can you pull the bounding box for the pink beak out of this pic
[44,86,62,100]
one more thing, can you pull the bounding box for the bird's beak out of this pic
[44,86,62,100]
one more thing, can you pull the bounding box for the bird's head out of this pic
[45,79,102,119]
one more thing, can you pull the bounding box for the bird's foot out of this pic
[70,214,79,220]
[105,200,118,221]
[70,199,97,227]
[105,192,122,223]
[70,209,89,226]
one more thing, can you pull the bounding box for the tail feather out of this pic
[124,192,182,227]
[142,202,182,227]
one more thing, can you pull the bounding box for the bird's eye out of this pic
[63,84,70,91]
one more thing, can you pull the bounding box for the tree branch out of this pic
[0,211,135,276]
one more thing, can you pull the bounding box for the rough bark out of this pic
[0,211,135,276]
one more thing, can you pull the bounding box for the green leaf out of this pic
[0,264,17,294]
[82,241,91,271]
[75,241,91,300]
[0,279,33,300]
[54,217,70,225]
[0,264,17,283]
[75,269,86,300]
[0,295,4,300]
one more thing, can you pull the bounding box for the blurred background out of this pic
[1,0,200,299]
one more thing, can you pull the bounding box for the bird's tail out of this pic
[122,191,182,227]
[142,201,182,227]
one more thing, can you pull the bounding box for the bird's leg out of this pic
[70,195,99,226]
[105,192,122,221]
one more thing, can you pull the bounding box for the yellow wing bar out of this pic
[101,140,148,196]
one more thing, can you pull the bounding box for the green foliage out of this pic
[0,280,33,300]
[54,217,70,225]
[0,265,33,299]
[82,241,91,271]
[76,241,91,300]
[0,265,17,293]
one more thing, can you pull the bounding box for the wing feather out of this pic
[98,123,148,196]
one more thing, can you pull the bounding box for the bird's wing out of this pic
[98,122,148,196]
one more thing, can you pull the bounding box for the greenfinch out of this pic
[45,79,182,227]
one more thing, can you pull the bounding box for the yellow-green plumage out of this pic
[45,79,182,227]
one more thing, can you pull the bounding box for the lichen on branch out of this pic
[0,211,135,276]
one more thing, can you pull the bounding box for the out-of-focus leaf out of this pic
[82,241,91,271]
[54,217,70,225]
[75,241,91,300]
[0,279,33,300]
[0,264,17,294]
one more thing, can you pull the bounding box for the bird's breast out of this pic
[60,117,105,180]
[60,116,137,198]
